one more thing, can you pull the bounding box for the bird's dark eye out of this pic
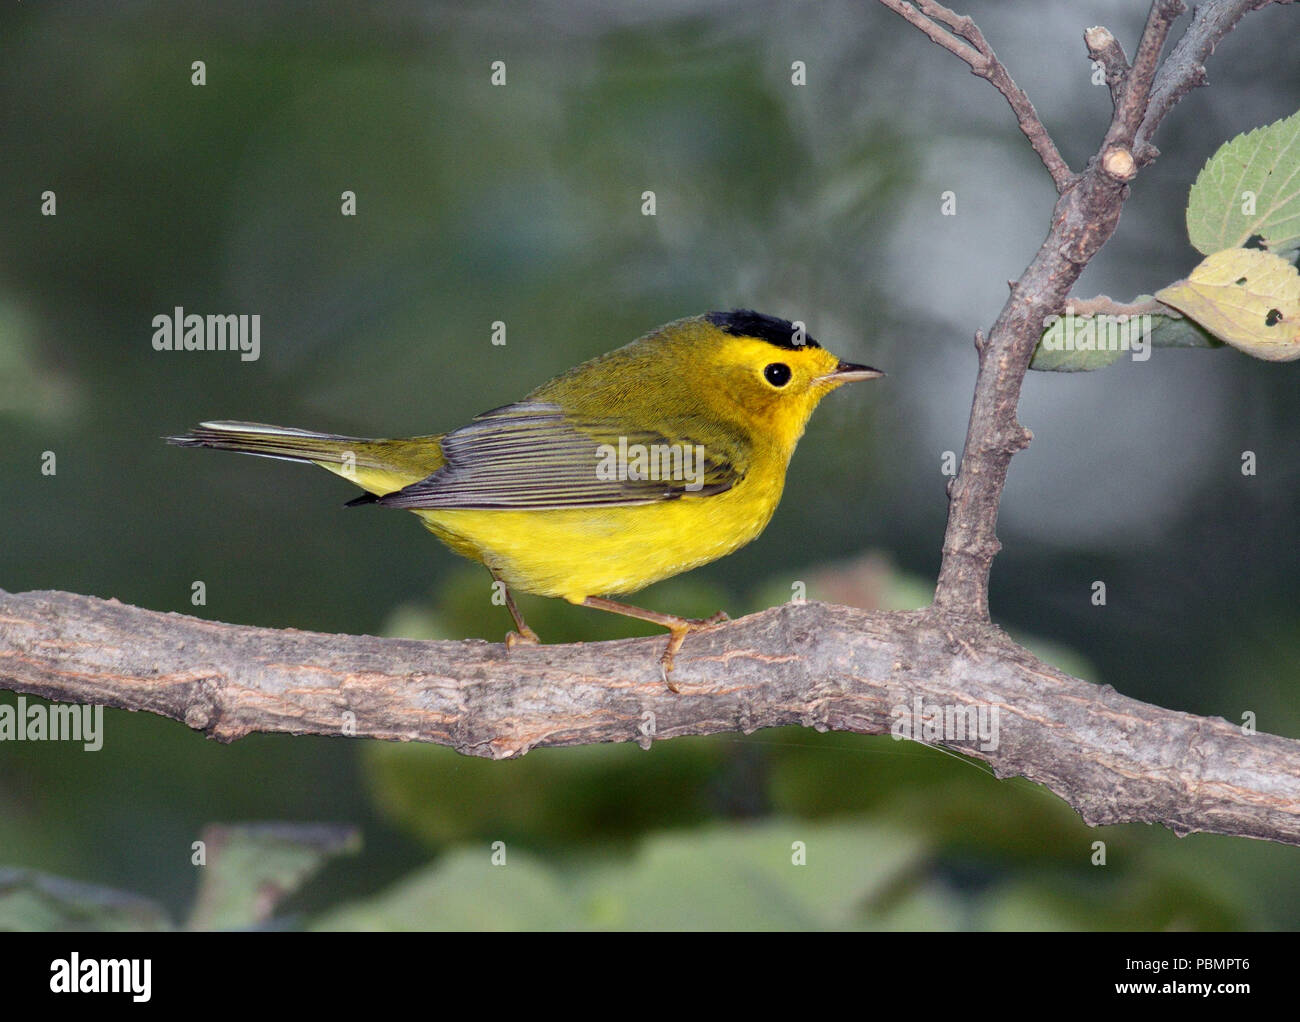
[764,362,792,387]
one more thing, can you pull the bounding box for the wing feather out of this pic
[375,401,742,510]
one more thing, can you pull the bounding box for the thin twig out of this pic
[1136,0,1289,163]
[1063,295,1180,318]
[875,0,1075,193]
[1108,0,1187,145]
[1084,25,1131,110]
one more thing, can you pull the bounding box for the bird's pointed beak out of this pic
[816,361,885,384]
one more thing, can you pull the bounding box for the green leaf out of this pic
[1029,298,1220,372]
[185,823,360,931]
[582,821,925,930]
[0,869,173,931]
[1147,308,1224,349]
[1187,109,1300,258]
[1030,332,1126,372]
[311,820,927,931]
[311,849,583,931]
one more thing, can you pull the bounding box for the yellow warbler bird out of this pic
[167,310,882,687]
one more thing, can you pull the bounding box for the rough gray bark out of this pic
[3,588,1299,844]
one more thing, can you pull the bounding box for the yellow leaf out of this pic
[1155,249,1300,362]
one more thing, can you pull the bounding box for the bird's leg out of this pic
[490,570,540,647]
[580,596,728,692]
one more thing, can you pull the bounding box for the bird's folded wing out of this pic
[373,401,743,510]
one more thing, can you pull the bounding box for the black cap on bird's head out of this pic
[705,309,821,350]
[705,308,883,382]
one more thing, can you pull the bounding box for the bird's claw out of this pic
[658,610,727,693]
[505,627,541,649]
[659,656,681,694]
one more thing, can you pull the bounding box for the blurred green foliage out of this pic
[2,1,1299,931]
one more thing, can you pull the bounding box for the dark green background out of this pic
[2,0,1298,929]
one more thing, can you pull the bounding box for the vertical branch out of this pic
[898,0,1264,620]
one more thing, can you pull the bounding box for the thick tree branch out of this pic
[876,0,1075,192]
[923,0,1286,619]
[3,588,1299,845]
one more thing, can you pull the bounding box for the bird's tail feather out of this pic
[166,420,444,499]
[165,421,375,465]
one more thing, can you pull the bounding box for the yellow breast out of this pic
[414,463,786,602]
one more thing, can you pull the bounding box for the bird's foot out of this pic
[505,626,541,649]
[658,610,729,692]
